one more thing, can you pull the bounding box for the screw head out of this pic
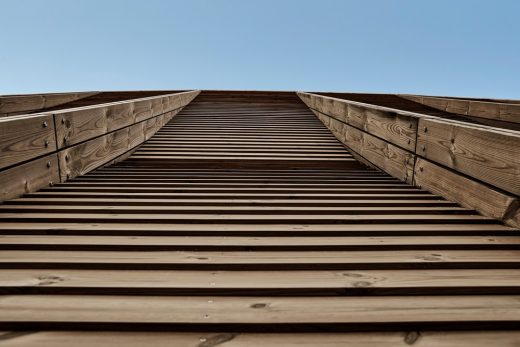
[46,161,51,168]
[61,118,65,124]
[49,181,54,186]
[44,140,49,147]
[42,121,48,128]
[424,126,428,132]
[65,154,69,161]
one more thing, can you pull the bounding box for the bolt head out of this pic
[46,161,51,168]
[42,121,48,128]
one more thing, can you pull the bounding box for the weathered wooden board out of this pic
[414,157,518,226]
[0,114,57,169]
[2,295,520,326]
[0,92,98,116]
[0,154,59,201]
[314,111,415,183]
[55,91,199,149]
[58,111,180,181]
[0,331,519,347]
[400,95,520,124]
[298,92,419,151]
[417,118,520,196]
[58,125,135,181]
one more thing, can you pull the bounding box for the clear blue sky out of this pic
[1,0,519,98]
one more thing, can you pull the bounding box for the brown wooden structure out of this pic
[0,90,519,345]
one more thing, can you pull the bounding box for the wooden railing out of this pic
[298,92,520,228]
[399,94,520,124]
[0,91,100,117]
[0,90,200,201]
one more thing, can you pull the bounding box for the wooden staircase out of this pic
[0,91,519,345]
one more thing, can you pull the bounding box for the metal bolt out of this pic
[409,123,413,129]
[61,118,65,124]
[46,161,51,168]
[423,126,428,133]
[44,140,49,147]
[422,145,426,151]
[49,181,54,187]
[65,154,69,161]
[42,121,48,128]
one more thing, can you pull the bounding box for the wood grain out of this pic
[0,92,98,117]
[417,118,520,196]
[55,90,199,148]
[0,154,60,202]
[413,158,518,225]
[0,114,56,169]
[0,331,518,347]
[400,94,520,124]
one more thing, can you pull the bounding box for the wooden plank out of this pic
[298,92,419,151]
[417,118,520,196]
[0,213,493,224]
[57,110,180,181]
[54,91,199,149]
[1,269,520,295]
[0,154,59,202]
[0,222,512,236]
[413,157,518,224]
[0,250,519,270]
[0,331,519,347]
[1,295,520,327]
[0,235,517,250]
[400,94,520,124]
[58,126,131,181]
[0,92,98,116]
[0,114,56,169]
[318,111,415,183]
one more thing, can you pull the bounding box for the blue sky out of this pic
[1,0,519,98]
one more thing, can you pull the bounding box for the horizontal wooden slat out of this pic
[0,91,98,116]
[414,157,519,226]
[1,235,516,250]
[1,250,519,270]
[0,114,56,170]
[0,154,59,202]
[0,269,520,295]
[417,118,520,196]
[400,94,520,124]
[1,295,520,328]
[0,331,518,347]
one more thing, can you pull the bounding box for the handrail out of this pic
[298,91,520,228]
[0,90,200,201]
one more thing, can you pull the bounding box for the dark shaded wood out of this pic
[0,114,56,170]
